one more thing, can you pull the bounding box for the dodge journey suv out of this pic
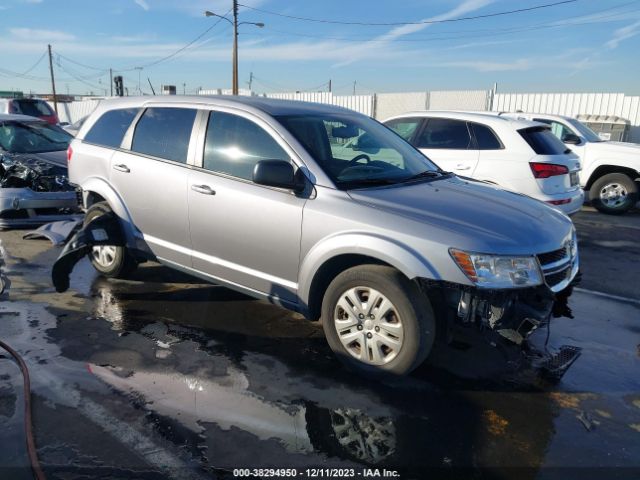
[68,96,579,376]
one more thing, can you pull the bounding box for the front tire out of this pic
[321,265,435,376]
[591,173,638,215]
[84,202,137,278]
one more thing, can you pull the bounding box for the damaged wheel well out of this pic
[84,191,106,208]
[306,254,393,321]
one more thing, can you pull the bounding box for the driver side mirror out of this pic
[253,160,305,192]
[562,133,581,145]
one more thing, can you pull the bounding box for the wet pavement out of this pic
[1,208,640,480]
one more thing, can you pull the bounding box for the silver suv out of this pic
[69,96,579,376]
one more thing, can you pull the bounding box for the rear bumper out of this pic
[536,189,585,216]
[0,188,81,228]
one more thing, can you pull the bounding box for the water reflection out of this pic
[84,269,559,475]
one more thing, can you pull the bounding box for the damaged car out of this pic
[63,96,580,377]
[0,114,80,228]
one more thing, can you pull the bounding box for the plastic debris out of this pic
[52,212,125,293]
[23,217,83,245]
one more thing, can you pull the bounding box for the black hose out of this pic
[0,339,46,480]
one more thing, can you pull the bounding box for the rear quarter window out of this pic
[519,127,569,155]
[470,123,503,150]
[84,108,139,148]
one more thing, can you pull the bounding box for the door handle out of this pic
[113,164,130,173]
[191,184,216,195]
[456,165,471,171]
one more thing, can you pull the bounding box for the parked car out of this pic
[383,111,584,216]
[0,114,80,228]
[501,112,639,214]
[68,96,579,376]
[0,98,60,125]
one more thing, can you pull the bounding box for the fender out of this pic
[583,160,640,187]
[297,232,441,307]
[79,176,147,253]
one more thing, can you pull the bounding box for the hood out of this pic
[14,150,67,167]
[347,176,573,253]
[589,140,640,157]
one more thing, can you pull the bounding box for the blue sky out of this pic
[1,0,640,96]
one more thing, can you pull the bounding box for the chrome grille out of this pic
[537,240,576,291]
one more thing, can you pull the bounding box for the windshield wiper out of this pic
[336,177,400,189]
[401,170,449,183]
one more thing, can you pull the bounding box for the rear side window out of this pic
[131,107,197,163]
[385,118,421,141]
[203,111,288,181]
[519,127,569,155]
[84,108,139,148]
[470,123,502,150]
[416,118,472,149]
[14,99,53,117]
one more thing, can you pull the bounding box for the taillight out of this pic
[67,145,73,164]
[529,162,569,179]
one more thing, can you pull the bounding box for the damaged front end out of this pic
[421,279,582,380]
[0,153,81,228]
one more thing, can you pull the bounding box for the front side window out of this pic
[385,118,421,141]
[565,118,604,142]
[277,113,441,189]
[519,127,570,155]
[416,118,472,150]
[0,120,71,153]
[84,108,139,148]
[131,107,197,163]
[203,111,289,181]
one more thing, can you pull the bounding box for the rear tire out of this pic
[591,173,638,215]
[321,265,435,377]
[84,202,137,278]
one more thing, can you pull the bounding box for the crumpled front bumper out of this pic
[420,277,579,346]
[0,187,81,228]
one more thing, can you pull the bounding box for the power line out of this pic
[20,51,48,76]
[247,1,640,44]
[238,0,578,26]
[136,8,232,69]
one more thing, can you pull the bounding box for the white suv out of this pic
[384,111,584,215]
[503,113,639,214]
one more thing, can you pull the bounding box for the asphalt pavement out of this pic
[0,207,639,480]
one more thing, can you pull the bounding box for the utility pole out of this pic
[135,67,143,95]
[110,68,113,96]
[328,79,332,93]
[353,81,357,95]
[232,0,239,95]
[47,44,58,114]
[183,83,186,95]
[248,71,254,91]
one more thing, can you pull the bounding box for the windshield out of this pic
[277,113,442,189]
[566,118,604,142]
[0,120,72,154]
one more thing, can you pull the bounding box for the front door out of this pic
[415,118,479,175]
[187,109,306,303]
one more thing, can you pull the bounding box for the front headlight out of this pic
[450,249,543,288]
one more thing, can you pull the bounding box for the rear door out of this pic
[187,109,305,303]
[414,118,479,175]
[110,106,197,266]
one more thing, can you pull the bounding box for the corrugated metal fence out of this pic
[50,91,640,142]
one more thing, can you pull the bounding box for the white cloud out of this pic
[605,20,640,49]
[134,0,149,11]
[438,59,532,72]
[332,0,495,67]
[9,28,75,41]
[23,0,43,3]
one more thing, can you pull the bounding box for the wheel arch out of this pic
[80,177,140,249]
[585,164,640,190]
[298,234,440,320]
